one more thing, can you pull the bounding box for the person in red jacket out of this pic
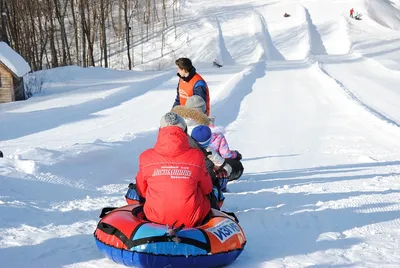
[136,112,213,228]
[350,8,354,18]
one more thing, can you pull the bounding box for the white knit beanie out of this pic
[185,95,206,113]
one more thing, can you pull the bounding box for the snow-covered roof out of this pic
[0,41,31,77]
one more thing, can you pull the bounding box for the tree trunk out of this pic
[27,0,39,70]
[123,0,131,70]
[46,0,59,68]
[162,0,167,28]
[54,0,66,65]
[7,1,19,51]
[0,0,9,45]
[173,0,177,39]
[100,0,108,67]
[146,0,150,41]
[70,0,80,65]
[86,0,95,67]
[80,0,87,67]
[152,0,159,24]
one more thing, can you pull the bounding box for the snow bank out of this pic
[365,0,400,30]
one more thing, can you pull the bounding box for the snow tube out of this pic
[94,204,246,268]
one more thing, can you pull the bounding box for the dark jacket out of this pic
[188,136,221,209]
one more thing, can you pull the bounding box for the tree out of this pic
[54,0,71,66]
[0,0,9,44]
[0,0,181,71]
[70,0,80,65]
[100,0,108,67]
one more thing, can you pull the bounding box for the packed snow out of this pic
[1,0,400,267]
[0,42,31,77]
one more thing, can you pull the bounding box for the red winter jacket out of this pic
[136,126,212,227]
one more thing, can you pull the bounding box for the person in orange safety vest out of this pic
[172,58,211,116]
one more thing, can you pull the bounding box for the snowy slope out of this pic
[1,0,400,267]
[366,0,400,30]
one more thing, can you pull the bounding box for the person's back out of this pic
[136,112,212,227]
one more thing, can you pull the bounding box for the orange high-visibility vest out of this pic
[178,73,210,116]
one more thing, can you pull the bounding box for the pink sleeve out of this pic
[218,134,237,159]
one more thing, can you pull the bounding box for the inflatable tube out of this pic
[94,204,246,268]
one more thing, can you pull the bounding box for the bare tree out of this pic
[45,0,59,68]
[123,0,132,69]
[1,0,182,72]
[85,0,96,67]
[0,0,9,44]
[54,0,71,65]
[100,0,108,67]
[80,0,87,67]
[70,0,80,65]
[26,0,39,70]
[162,0,167,28]
[152,0,159,25]
[172,0,178,40]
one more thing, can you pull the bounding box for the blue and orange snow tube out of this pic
[94,204,246,268]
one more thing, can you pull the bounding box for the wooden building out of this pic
[0,42,31,103]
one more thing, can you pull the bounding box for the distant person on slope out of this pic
[172,58,211,116]
[135,112,213,227]
[354,12,362,20]
[350,8,354,18]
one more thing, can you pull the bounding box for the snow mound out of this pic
[0,154,37,175]
[0,42,31,77]
[366,0,400,30]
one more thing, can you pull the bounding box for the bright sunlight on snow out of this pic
[1,0,400,267]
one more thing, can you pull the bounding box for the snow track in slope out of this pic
[304,6,328,56]
[212,62,266,128]
[318,63,400,128]
[214,17,235,66]
[252,12,285,61]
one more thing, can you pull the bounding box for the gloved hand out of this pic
[221,161,232,177]
[215,168,228,179]
[126,183,145,204]
[207,148,225,167]
[128,183,137,190]
[235,151,242,160]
